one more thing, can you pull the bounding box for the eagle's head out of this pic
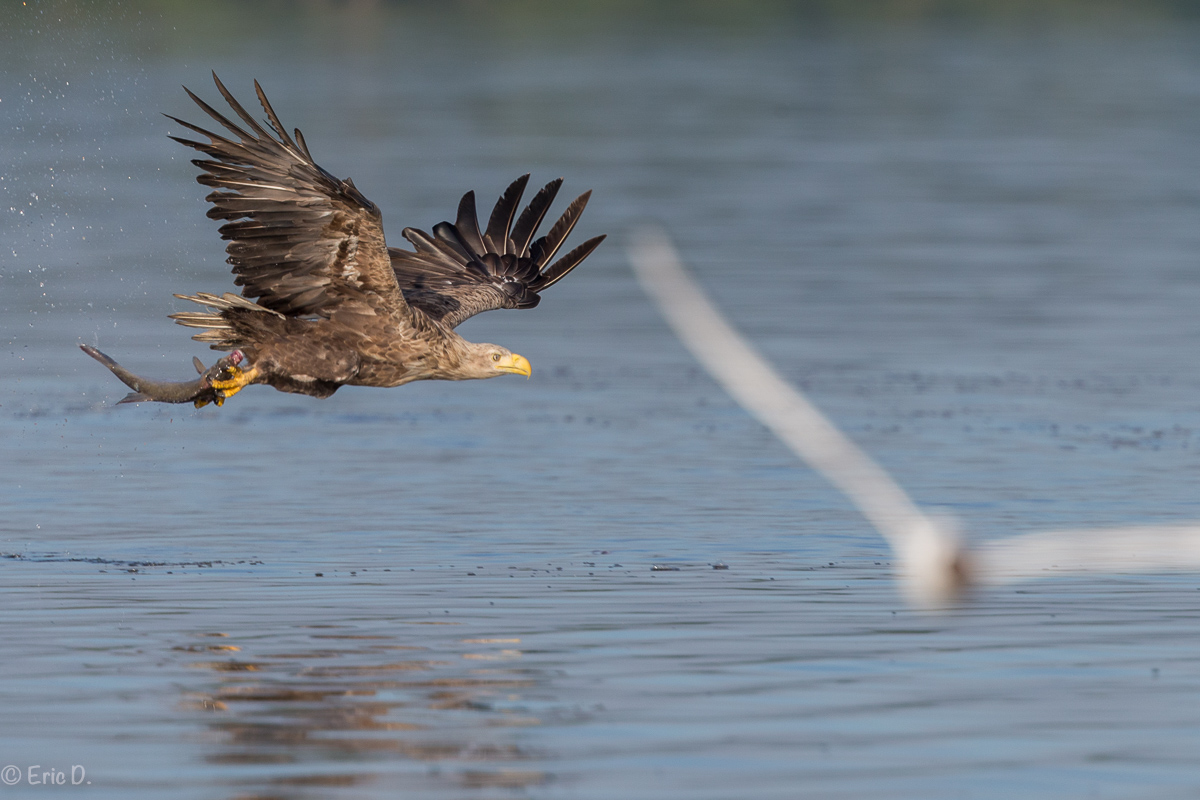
[458,343,532,380]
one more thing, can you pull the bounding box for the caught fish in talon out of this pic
[79,344,243,406]
[209,364,262,401]
[81,73,603,406]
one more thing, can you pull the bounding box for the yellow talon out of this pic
[210,364,260,401]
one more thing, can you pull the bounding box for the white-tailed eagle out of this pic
[82,73,604,407]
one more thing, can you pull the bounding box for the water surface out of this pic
[4,5,1200,798]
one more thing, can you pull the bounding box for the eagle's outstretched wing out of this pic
[169,73,408,321]
[389,174,605,329]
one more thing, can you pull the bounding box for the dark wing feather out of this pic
[454,192,487,255]
[509,178,561,256]
[483,174,528,254]
[389,175,605,329]
[170,73,408,321]
[529,191,591,273]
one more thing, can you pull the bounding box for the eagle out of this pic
[81,74,605,408]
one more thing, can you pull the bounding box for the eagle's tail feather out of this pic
[169,292,283,347]
[173,291,285,316]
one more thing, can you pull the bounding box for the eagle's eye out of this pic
[491,353,501,362]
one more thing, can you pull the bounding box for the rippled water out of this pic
[5,4,1200,798]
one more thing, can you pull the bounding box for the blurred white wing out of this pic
[628,226,1200,606]
[628,227,965,606]
[976,525,1200,584]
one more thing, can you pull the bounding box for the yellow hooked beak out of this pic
[495,352,532,378]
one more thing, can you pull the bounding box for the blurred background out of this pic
[5,2,1200,798]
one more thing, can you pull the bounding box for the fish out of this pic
[80,344,245,408]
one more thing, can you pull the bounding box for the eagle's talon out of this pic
[210,364,245,389]
[209,364,259,401]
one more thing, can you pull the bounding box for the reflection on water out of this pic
[180,630,545,795]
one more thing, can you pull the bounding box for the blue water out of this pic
[4,5,1200,798]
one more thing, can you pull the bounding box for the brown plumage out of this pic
[82,73,605,407]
